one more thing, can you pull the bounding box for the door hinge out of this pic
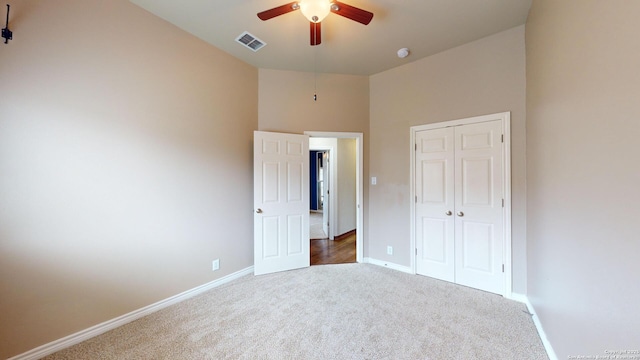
[415,143,417,151]
[501,134,504,143]
[502,199,504,207]
[502,264,505,273]
[415,195,417,203]
[415,248,418,256]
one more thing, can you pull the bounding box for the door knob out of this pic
[256,208,263,214]
[445,211,452,216]
[457,211,464,217]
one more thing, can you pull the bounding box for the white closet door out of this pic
[414,120,505,295]
[415,127,455,282]
[454,120,504,294]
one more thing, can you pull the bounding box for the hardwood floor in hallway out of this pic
[310,232,356,265]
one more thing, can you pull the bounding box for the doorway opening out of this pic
[310,150,329,240]
[306,132,364,265]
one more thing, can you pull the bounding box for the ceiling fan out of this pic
[257,1,374,46]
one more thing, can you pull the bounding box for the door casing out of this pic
[409,112,512,297]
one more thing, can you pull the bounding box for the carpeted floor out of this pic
[310,211,327,239]
[44,264,548,360]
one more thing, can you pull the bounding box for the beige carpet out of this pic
[44,264,548,360]
[310,211,327,239]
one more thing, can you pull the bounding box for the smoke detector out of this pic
[397,48,410,58]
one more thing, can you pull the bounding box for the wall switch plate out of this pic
[387,246,393,255]
[371,177,377,185]
[212,259,220,271]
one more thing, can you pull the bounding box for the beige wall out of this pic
[526,1,640,357]
[369,26,527,291]
[258,68,370,243]
[258,69,369,135]
[0,1,257,358]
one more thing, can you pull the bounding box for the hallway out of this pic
[310,211,356,265]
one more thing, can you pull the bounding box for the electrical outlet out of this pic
[212,259,220,271]
[387,246,393,255]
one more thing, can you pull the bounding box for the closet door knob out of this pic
[256,208,263,214]
[445,211,452,216]
[457,211,464,217]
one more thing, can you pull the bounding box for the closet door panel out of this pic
[415,127,455,282]
[454,120,504,295]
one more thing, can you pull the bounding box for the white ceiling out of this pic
[129,0,532,76]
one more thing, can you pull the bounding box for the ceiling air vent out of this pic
[236,31,266,52]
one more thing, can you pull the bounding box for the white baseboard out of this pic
[507,292,528,303]
[364,257,414,274]
[510,293,558,360]
[8,266,254,360]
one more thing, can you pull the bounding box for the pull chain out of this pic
[2,4,12,44]
[313,25,318,102]
[313,59,317,101]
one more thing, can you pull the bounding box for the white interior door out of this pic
[454,120,504,294]
[254,131,310,276]
[415,127,455,282]
[414,119,505,295]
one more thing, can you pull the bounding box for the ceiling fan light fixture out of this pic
[299,0,331,23]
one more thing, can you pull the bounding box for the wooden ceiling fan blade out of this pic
[310,21,321,46]
[330,1,373,25]
[257,2,300,21]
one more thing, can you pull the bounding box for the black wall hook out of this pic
[2,4,12,44]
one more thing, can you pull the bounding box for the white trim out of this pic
[8,266,254,360]
[409,128,417,273]
[409,112,513,297]
[305,131,364,264]
[503,113,513,296]
[508,292,528,303]
[510,294,558,360]
[364,257,414,274]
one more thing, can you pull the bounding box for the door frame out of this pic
[409,112,512,297]
[305,131,364,264]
